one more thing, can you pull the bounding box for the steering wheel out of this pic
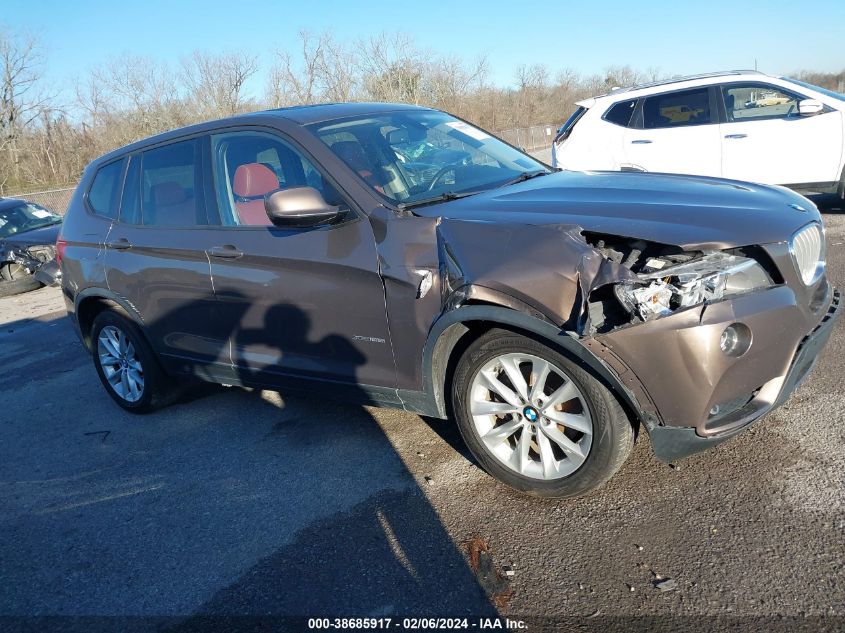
[427,165,459,192]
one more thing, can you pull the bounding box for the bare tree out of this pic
[358,33,427,104]
[267,31,325,106]
[0,28,49,189]
[3,24,842,197]
[182,50,258,117]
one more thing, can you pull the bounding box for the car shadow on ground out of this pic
[0,300,499,621]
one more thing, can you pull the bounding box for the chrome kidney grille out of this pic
[790,223,824,285]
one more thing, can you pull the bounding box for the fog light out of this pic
[719,323,751,357]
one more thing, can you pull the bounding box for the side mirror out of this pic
[798,99,824,116]
[264,187,341,228]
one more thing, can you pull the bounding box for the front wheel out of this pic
[0,263,41,298]
[452,329,634,498]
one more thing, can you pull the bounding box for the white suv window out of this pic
[642,88,712,129]
[722,84,802,121]
[603,99,637,127]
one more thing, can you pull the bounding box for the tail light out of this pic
[55,236,67,266]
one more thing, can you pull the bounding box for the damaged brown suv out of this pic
[59,103,840,497]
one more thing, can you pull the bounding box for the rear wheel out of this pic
[452,329,633,498]
[91,310,174,413]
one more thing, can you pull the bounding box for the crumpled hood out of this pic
[1,222,62,249]
[415,170,821,250]
[0,222,61,264]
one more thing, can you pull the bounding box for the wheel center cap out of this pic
[523,406,539,422]
[120,360,128,369]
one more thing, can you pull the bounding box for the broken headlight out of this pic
[614,253,773,321]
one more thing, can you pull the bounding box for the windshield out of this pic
[782,77,845,102]
[308,111,548,207]
[0,202,62,239]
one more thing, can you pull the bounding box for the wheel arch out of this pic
[74,288,146,351]
[423,305,648,432]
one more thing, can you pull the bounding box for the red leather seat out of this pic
[232,163,279,225]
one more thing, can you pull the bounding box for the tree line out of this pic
[2,27,843,194]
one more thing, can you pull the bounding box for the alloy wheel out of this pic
[97,325,145,403]
[468,353,593,480]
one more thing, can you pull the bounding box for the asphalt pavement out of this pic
[1,207,843,632]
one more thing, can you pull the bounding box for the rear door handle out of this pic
[208,245,244,259]
[631,139,653,144]
[106,238,132,250]
[724,134,748,139]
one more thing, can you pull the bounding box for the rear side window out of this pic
[139,139,207,226]
[603,99,637,127]
[87,158,126,219]
[643,88,712,129]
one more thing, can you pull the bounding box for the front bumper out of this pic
[598,286,841,462]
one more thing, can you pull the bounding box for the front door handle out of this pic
[106,238,132,250]
[631,139,653,144]
[208,245,244,259]
[724,133,748,139]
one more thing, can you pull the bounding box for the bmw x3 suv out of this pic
[552,70,845,200]
[58,103,840,497]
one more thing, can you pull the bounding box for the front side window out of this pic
[211,131,347,227]
[88,158,126,219]
[603,99,637,127]
[308,111,548,207]
[722,83,803,121]
[643,88,712,129]
[139,139,206,227]
[0,202,62,238]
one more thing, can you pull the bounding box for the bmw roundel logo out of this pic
[523,406,539,422]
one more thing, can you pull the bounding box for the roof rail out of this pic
[595,70,764,98]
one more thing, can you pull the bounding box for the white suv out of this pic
[552,71,845,198]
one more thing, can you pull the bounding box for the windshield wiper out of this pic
[397,190,479,211]
[498,170,549,188]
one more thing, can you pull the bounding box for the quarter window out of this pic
[211,131,347,227]
[643,88,712,129]
[140,139,206,226]
[88,158,126,219]
[603,99,637,127]
[722,84,802,121]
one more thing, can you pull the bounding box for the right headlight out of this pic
[614,252,773,321]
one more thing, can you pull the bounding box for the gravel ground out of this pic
[0,206,843,631]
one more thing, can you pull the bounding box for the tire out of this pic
[90,309,175,413]
[451,329,634,498]
[0,264,41,298]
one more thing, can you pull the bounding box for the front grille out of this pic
[789,223,824,285]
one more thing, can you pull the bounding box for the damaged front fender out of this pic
[367,207,641,393]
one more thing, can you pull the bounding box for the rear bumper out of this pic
[647,288,840,461]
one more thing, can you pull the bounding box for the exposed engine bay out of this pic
[583,232,777,335]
